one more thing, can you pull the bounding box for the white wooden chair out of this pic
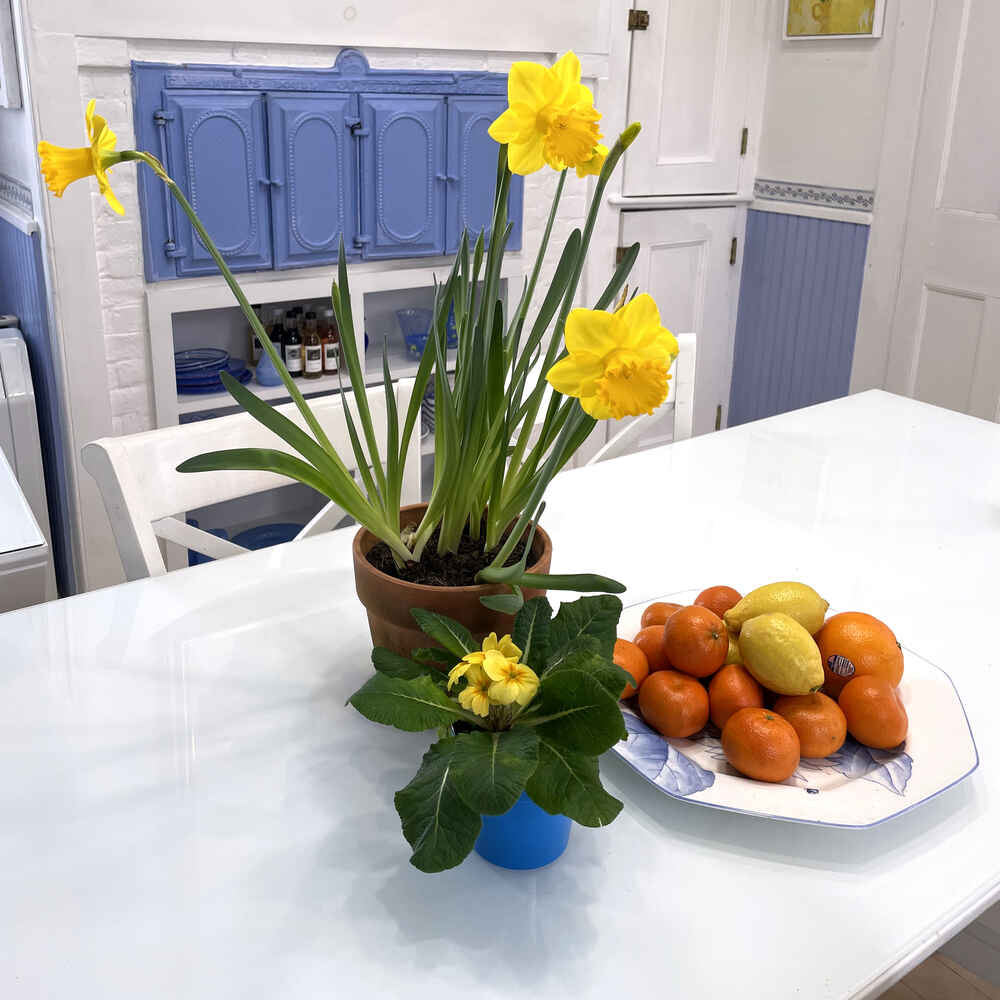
[82,379,420,581]
[586,332,696,465]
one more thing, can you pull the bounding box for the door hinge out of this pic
[347,116,369,138]
[615,245,628,265]
[628,8,649,30]
[153,109,175,127]
[740,127,749,156]
[729,237,738,266]
[715,405,723,431]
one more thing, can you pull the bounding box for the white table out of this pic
[1,390,998,999]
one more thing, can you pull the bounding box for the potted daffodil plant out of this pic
[38,52,678,655]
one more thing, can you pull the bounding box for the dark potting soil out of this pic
[366,522,533,587]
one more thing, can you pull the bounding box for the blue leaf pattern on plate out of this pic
[826,736,912,795]
[622,712,715,796]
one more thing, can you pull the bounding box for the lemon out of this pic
[723,581,829,635]
[738,613,824,695]
[725,634,743,665]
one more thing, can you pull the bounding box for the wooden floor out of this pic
[882,904,1000,999]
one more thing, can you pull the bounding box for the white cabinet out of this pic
[620,208,744,439]
[623,0,758,196]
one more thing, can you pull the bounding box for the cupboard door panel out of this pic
[358,95,446,259]
[266,93,358,269]
[162,92,272,276]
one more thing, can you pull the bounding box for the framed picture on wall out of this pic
[0,0,21,109]
[785,0,886,39]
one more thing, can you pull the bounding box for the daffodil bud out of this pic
[620,122,642,149]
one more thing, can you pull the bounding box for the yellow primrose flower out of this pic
[488,52,603,175]
[546,293,679,420]
[458,675,494,718]
[484,656,540,707]
[38,99,125,216]
[448,632,522,690]
[575,143,608,179]
[448,659,487,690]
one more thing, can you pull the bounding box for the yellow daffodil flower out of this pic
[575,143,608,179]
[458,675,494,718]
[546,293,679,420]
[484,656,540,707]
[38,99,125,216]
[488,52,603,175]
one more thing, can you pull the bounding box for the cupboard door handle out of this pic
[258,177,284,188]
[436,173,459,183]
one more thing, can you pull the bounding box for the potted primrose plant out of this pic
[38,52,679,656]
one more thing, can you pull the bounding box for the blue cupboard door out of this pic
[445,97,523,255]
[161,92,273,277]
[357,95,446,259]
[266,94,358,270]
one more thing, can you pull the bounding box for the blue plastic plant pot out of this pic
[474,792,571,870]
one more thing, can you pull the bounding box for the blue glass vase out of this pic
[474,792,571,870]
[255,350,283,386]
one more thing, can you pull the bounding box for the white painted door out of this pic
[623,0,756,196]
[620,207,743,441]
[887,0,1000,421]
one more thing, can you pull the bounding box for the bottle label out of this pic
[285,345,303,372]
[305,346,323,372]
[323,343,340,372]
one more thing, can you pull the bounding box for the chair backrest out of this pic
[82,379,420,580]
[586,333,696,465]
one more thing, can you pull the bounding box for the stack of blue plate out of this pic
[175,348,252,395]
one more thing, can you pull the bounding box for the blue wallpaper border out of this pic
[0,172,32,216]
[754,178,874,213]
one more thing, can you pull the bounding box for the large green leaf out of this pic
[547,595,623,669]
[526,738,623,828]
[527,668,627,755]
[543,635,634,700]
[410,609,477,659]
[512,596,552,672]
[348,673,467,731]
[449,729,539,815]
[371,647,445,684]
[394,739,483,872]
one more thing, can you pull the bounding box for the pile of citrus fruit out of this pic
[614,582,908,784]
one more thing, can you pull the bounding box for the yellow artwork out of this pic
[787,0,879,37]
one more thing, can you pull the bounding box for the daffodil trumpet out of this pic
[39,59,670,599]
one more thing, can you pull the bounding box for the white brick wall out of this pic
[75,37,601,435]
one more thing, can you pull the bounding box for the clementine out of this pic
[708,664,764,730]
[638,670,709,739]
[838,675,908,749]
[641,601,684,628]
[772,692,847,758]
[815,612,904,698]
[633,625,672,672]
[695,585,743,619]
[721,707,801,783]
[613,638,650,700]
[662,606,728,678]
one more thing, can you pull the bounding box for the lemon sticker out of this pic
[827,654,855,678]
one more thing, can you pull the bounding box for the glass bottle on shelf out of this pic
[249,303,264,365]
[303,311,323,380]
[283,308,303,378]
[321,307,340,374]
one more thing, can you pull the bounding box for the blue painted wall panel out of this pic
[728,209,869,427]
[0,219,75,594]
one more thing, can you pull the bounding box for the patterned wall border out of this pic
[754,178,874,212]
[0,172,32,216]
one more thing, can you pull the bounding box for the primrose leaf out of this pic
[349,673,466,731]
[395,739,483,873]
[449,728,539,815]
[543,635,633,699]
[547,595,623,669]
[512,596,552,671]
[529,668,627,755]
[410,609,477,658]
[372,647,446,683]
[526,738,623,827]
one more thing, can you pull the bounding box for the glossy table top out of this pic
[2,391,998,999]
[0,446,44,554]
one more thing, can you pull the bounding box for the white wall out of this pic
[757,0,896,190]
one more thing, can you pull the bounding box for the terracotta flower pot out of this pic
[352,502,552,658]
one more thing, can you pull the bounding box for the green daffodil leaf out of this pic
[546,595,623,670]
[395,739,482,873]
[349,673,467,731]
[524,668,627,755]
[449,728,539,815]
[526,738,623,828]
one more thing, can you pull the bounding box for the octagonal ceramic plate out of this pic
[611,591,979,828]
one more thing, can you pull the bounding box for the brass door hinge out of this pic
[628,9,650,30]
[615,245,628,265]
[740,127,749,156]
[730,237,738,266]
[715,405,723,431]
